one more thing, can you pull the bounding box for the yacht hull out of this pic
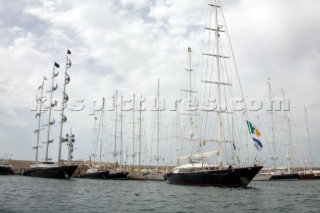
[166,166,262,187]
[147,173,167,181]
[298,173,315,180]
[0,166,14,175]
[253,174,272,181]
[107,171,129,180]
[23,165,78,179]
[127,173,148,180]
[270,173,299,180]
[80,171,110,179]
[314,174,320,179]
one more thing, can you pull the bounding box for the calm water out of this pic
[1,176,319,212]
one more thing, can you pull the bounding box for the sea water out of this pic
[1,176,319,212]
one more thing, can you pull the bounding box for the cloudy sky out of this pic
[1,0,319,168]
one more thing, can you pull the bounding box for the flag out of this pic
[255,128,261,137]
[246,120,255,134]
[246,120,263,151]
[253,138,263,151]
[67,49,71,54]
[246,120,261,137]
[54,62,60,68]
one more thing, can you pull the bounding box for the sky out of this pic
[1,0,320,168]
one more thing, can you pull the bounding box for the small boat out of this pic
[0,157,14,175]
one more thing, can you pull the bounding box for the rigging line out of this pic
[223,3,267,162]
[289,116,306,170]
[197,4,213,140]
[225,71,244,154]
[312,135,320,164]
[190,0,209,54]
[292,135,305,170]
[257,112,273,157]
[222,91,233,154]
[194,0,212,82]
[201,5,215,145]
[220,2,250,123]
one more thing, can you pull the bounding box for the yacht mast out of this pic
[281,89,293,173]
[113,90,118,169]
[67,128,74,165]
[58,51,71,164]
[305,107,312,172]
[287,117,293,173]
[34,76,47,162]
[92,115,97,163]
[132,94,136,166]
[187,48,194,160]
[268,78,277,171]
[214,3,223,165]
[200,2,231,166]
[45,64,59,162]
[156,78,160,170]
[120,96,124,169]
[138,96,142,169]
[98,97,105,163]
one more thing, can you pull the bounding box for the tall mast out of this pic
[268,78,277,171]
[138,96,142,169]
[45,64,59,162]
[177,46,195,165]
[113,90,118,169]
[200,2,235,167]
[287,117,293,173]
[67,128,75,165]
[132,94,136,166]
[281,89,292,173]
[213,2,223,165]
[58,51,71,164]
[156,78,160,170]
[305,107,312,172]
[91,115,98,164]
[34,76,47,162]
[187,47,194,160]
[120,96,124,169]
[99,97,105,163]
